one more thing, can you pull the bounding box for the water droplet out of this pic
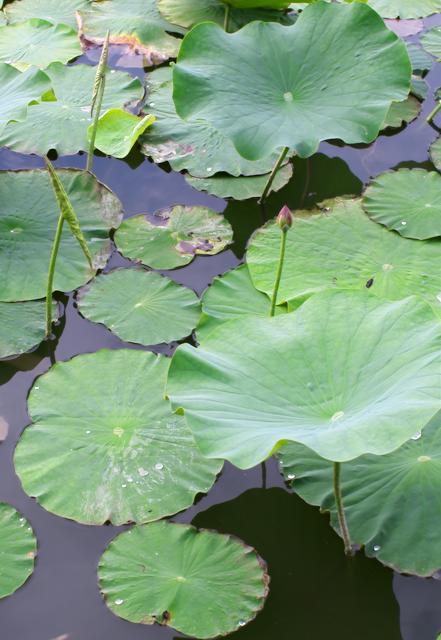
[10,227,22,234]
[411,431,422,441]
[287,473,295,480]
[127,476,134,483]
[113,427,124,437]
[121,483,127,488]
[110,69,116,74]
[19,517,24,522]
[115,598,124,605]
[401,221,407,226]
[34,386,39,390]
[149,102,155,107]
[238,621,246,627]
[382,263,393,271]
[155,463,164,471]
[331,411,345,422]
[206,167,213,172]
[85,430,91,434]
[138,467,149,477]
[373,545,381,552]
[283,91,293,102]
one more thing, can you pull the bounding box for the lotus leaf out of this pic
[0,19,81,69]
[363,169,441,240]
[407,43,432,99]
[98,520,269,638]
[0,63,144,156]
[0,503,36,599]
[225,0,290,6]
[430,137,441,172]
[279,411,441,576]
[115,205,233,270]
[91,109,155,158]
[369,0,441,18]
[77,0,184,66]
[0,300,59,359]
[0,63,50,134]
[173,2,411,161]
[382,96,420,129]
[78,268,201,346]
[167,291,441,468]
[15,350,222,525]
[0,169,122,302]
[247,198,441,314]
[422,26,441,58]
[141,67,283,177]
[4,0,91,28]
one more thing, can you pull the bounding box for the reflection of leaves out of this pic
[193,488,402,640]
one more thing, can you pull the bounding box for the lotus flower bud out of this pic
[276,205,293,231]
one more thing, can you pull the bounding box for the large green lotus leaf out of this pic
[115,205,233,270]
[0,19,81,69]
[0,63,144,155]
[422,27,441,58]
[363,169,441,240]
[0,63,50,134]
[77,0,184,66]
[247,198,441,315]
[0,300,59,359]
[141,67,281,177]
[0,503,36,599]
[185,164,293,200]
[98,521,269,638]
[382,95,420,129]
[279,411,441,576]
[0,169,122,302]
[369,0,441,18]
[172,3,411,161]
[91,109,155,159]
[78,268,201,346]
[15,350,222,525]
[167,292,441,468]
[4,0,91,28]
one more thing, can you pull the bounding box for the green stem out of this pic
[258,146,289,205]
[333,462,353,556]
[427,101,441,124]
[46,212,65,336]
[87,31,110,172]
[269,228,287,317]
[223,4,230,32]
[87,78,105,172]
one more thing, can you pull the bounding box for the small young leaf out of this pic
[90,109,155,158]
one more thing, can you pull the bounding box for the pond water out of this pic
[1,15,441,640]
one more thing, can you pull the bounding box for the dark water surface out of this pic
[2,16,441,640]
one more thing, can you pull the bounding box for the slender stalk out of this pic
[223,4,230,32]
[333,462,353,556]
[427,100,441,124]
[258,146,289,205]
[46,212,65,336]
[87,30,110,172]
[269,228,287,317]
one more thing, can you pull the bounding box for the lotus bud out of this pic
[276,205,293,231]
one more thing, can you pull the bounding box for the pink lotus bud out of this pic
[276,205,293,231]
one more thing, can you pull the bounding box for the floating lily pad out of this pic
[246,197,441,314]
[0,19,81,69]
[173,2,410,161]
[422,26,441,58]
[99,520,269,638]
[168,291,441,468]
[0,63,50,134]
[0,169,122,302]
[430,137,441,172]
[0,503,36,599]
[407,43,432,99]
[78,268,200,346]
[279,410,441,577]
[91,109,155,159]
[185,164,293,200]
[0,300,59,359]
[0,63,144,156]
[77,0,184,66]
[4,0,91,28]
[382,95,420,129]
[141,67,282,177]
[15,350,221,525]
[115,205,233,270]
[369,0,441,17]
[225,0,290,6]
[363,169,441,240]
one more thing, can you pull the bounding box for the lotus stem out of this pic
[223,5,230,32]
[333,462,353,556]
[87,30,110,172]
[46,212,65,336]
[258,146,289,204]
[427,100,441,124]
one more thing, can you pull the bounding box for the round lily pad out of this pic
[4,0,91,28]
[91,109,155,159]
[279,410,441,577]
[173,2,410,161]
[98,520,269,638]
[382,95,420,129]
[0,19,81,69]
[115,205,233,270]
[0,300,59,359]
[363,169,441,240]
[15,350,221,525]
[0,503,36,599]
[369,0,441,18]
[78,268,201,346]
[168,291,441,468]
[0,63,50,134]
[0,62,144,156]
[0,169,123,302]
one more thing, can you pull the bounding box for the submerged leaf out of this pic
[91,109,155,158]
[4,0,91,28]
[0,300,59,359]
[0,503,36,599]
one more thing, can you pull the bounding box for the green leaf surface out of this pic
[99,521,269,638]
[382,95,420,129]
[141,67,282,177]
[167,291,441,468]
[247,198,441,315]
[279,411,441,576]
[0,63,144,156]
[0,300,59,359]
[0,169,122,302]
[0,63,50,134]
[430,137,441,173]
[422,26,441,58]
[0,503,36,599]
[78,268,201,345]
[91,109,155,158]
[407,43,433,73]
[0,19,81,69]
[173,3,410,161]
[4,0,91,28]
[115,205,233,270]
[363,169,441,240]
[224,0,290,6]
[15,350,221,525]
[369,0,441,18]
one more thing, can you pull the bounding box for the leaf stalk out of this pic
[259,146,289,205]
[46,212,64,336]
[333,461,353,556]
